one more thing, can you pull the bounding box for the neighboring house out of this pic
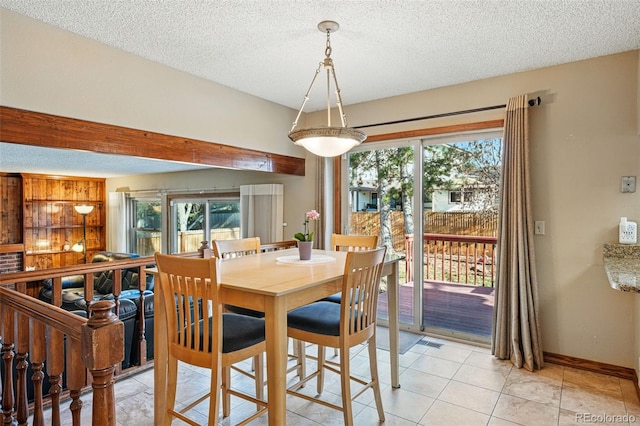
[431,185,499,212]
[350,186,378,212]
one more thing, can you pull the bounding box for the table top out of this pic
[219,248,348,296]
[146,248,404,297]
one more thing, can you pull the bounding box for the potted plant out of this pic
[294,210,320,260]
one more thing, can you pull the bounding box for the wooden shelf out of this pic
[24,225,103,230]
[25,250,83,255]
[21,174,106,269]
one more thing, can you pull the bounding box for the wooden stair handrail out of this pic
[0,288,123,425]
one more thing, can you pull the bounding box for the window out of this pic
[449,190,473,204]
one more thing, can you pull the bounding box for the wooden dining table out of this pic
[152,248,402,425]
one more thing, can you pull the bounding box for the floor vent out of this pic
[417,340,444,349]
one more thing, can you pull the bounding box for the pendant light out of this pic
[288,21,366,157]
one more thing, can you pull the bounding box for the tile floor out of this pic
[40,334,640,425]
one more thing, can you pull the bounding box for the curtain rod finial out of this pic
[528,96,541,107]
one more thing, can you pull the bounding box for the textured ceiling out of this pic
[1,0,640,177]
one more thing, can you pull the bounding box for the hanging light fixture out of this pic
[288,21,366,157]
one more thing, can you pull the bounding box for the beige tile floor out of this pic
[38,334,640,425]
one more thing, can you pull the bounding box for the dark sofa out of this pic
[38,251,156,369]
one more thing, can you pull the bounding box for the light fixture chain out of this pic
[325,29,332,58]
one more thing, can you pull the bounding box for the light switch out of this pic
[534,221,545,235]
[621,176,636,193]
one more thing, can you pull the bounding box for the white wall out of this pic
[3,8,640,369]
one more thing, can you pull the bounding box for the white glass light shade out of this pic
[74,205,94,215]
[71,242,84,253]
[289,126,366,157]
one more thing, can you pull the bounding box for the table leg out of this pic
[387,262,401,388]
[264,296,288,425]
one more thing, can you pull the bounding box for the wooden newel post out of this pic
[81,300,124,426]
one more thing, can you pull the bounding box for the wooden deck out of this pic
[377,280,495,338]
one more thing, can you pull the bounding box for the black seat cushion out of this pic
[287,301,341,336]
[322,288,362,304]
[190,313,265,354]
[224,304,265,318]
[321,293,342,304]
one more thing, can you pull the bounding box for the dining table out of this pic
[152,248,402,425]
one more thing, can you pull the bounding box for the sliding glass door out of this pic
[343,130,501,343]
[169,196,240,254]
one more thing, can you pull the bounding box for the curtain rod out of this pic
[355,96,541,130]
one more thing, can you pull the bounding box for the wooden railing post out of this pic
[82,301,124,426]
[2,306,15,425]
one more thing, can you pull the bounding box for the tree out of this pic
[348,138,501,253]
[450,139,502,216]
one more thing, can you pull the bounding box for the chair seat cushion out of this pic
[287,301,340,336]
[224,304,265,318]
[193,313,265,353]
[321,293,342,304]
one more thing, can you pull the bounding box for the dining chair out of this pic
[286,246,387,425]
[321,233,379,357]
[154,253,268,426]
[330,233,379,252]
[324,233,379,303]
[213,237,304,377]
[213,237,263,318]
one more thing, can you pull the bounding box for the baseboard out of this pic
[544,351,640,402]
[543,351,636,381]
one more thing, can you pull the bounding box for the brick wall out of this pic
[0,252,23,273]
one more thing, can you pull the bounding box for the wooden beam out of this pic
[364,120,504,143]
[0,106,305,176]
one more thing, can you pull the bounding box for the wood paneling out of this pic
[0,106,306,176]
[0,174,22,244]
[21,174,106,269]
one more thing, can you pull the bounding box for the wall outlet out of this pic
[534,221,545,235]
[621,176,636,193]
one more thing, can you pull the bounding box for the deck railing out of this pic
[405,233,498,287]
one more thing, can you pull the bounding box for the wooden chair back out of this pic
[213,237,261,259]
[154,253,222,368]
[341,246,387,342]
[330,233,378,252]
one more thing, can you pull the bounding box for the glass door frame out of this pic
[340,138,426,333]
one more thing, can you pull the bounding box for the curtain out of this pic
[492,95,544,371]
[107,192,128,252]
[240,184,284,243]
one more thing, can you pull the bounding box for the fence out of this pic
[135,228,240,256]
[349,211,498,251]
